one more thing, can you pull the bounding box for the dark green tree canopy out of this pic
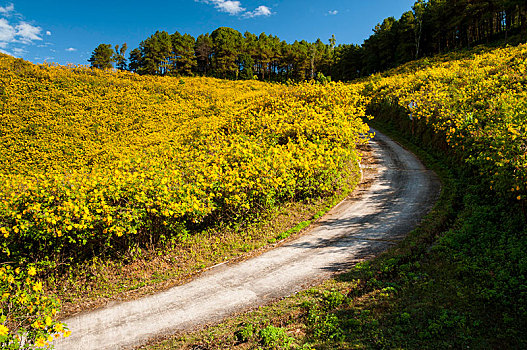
[195,34,213,75]
[128,48,142,73]
[139,31,173,75]
[171,32,197,76]
[88,44,115,69]
[114,43,128,71]
[92,1,526,81]
[211,27,243,79]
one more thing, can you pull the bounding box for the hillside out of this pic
[0,54,370,348]
[1,43,527,348]
[146,44,527,349]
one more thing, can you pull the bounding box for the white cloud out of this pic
[0,18,15,43]
[0,3,14,15]
[216,0,245,15]
[46,30,51,36]
[0,4,45,52]
[245,5,271,18]
[12,46,25,56]
[37,42,53,48]
[66,47,76,52]
[198,0,272,18]
[328,10,338,15]
[16,22,42,43]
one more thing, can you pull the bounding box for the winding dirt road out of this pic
[53,130,440,350]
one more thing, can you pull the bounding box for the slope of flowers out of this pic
[366,44,527,202]
[0,54,370,265]
[362,44,527,347]
[0,56,274,175]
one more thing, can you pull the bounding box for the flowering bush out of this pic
[366,44,527,202]
[0,53,370,266]
[0,265,69,349]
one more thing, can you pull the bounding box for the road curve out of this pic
[53,130,440,350]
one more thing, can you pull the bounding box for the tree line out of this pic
[90,27,336,82]
[344,0,527,78]
[89,0,527,81]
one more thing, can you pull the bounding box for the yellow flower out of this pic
[54,323,63,332]
[33,282,43,292]
[28,266,37,276]
[0,324,9,337]
[34,337,47,347]
[64,330,72,338]
[45,316,52,326]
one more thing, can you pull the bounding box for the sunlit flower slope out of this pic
[367,44,527,202]
[0,54,370,264]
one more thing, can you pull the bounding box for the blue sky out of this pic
[0,1,416,66]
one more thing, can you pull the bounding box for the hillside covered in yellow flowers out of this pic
[1,42,527,348]
[0,53,371,261]
[145,44,527,349]
[0,52,373,347]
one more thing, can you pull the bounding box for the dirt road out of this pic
[53,130,440,350]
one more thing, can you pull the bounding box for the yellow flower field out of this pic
[367,44,527,201]
[2,42,526,347]
[1,53,370,346]
[0,53,370,265]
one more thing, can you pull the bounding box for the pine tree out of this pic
[139,31,173,75]
[195,34,213,76]
[114,43,128,70]
[88,44,114,69]
[171,32,197,76]
[128,48,142,73]
[211,27,243,79]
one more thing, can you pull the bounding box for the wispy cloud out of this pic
[16,22,42,43]
[198,0,273,18]
[46,30,51,36]
[328,10,338,16]
[12,46,25,55]
[0,3,47,56]
[0,18,15,44]
[66,47,76,52]
[0,3,14,15]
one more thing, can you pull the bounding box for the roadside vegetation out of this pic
[144,44,527,349]
[0,53,369,348]
[1,4,527,347]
